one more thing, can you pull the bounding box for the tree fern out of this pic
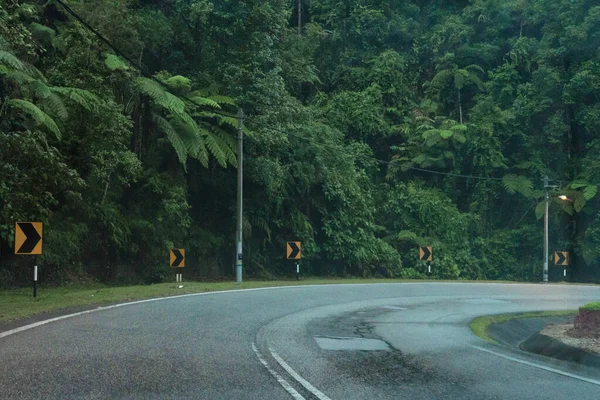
[50,87,101,113]
[164,75,191,92]
[42,92,68,120]
[135,77,185,115]
[153,114,188,166]
[207,95,236,106]
[201,127,228,167]
[6,99,62,139]
[2,70,35,85]
[0,50,25,71]
[103,53,130,71]
[28,22,55,44]
[171,116,209,167]
[188,95,221,109]
[502,174,533,197]
[583,185,597,200]
[397,230,419,243]
[198,122,237,165]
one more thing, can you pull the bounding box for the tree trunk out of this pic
[298,0,302,35]
[458,89,463,124]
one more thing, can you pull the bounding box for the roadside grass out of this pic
[0,278,414,321]
[469,310,578,343]
[581,302,600,311]
[0,278,595,323]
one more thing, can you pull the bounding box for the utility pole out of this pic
[543,175,549,283]
[543,176,559,282]
[235,108,245,283]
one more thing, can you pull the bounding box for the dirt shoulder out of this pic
[541,323,600,355]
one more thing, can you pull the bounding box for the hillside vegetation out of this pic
[1,0,600,285]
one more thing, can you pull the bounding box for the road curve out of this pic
[0,283,599,399]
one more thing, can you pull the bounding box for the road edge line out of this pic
[472,345,600,386]
[1,282,595,339]
[252,343,306,400]
[269,347,333,400]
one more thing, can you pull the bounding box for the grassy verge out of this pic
[470,310,578,343]
[0,278,593,324]
[581,302,600,311]
[0,278,418,322]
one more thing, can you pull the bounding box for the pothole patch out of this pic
[314,336,391,351]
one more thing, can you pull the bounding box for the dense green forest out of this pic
[1,0,600,286]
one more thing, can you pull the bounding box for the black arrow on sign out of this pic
[288,242,301,259]
[420,246,432,261]
[556,252,567,265]
[171,249,184,267]
[17,223,41,254]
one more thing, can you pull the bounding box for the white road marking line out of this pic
[1,282,596,339]
[472,345,600,386]
[252,343,306,400]
[269,348,333,400]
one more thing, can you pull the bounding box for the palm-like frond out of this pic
[28,22,56,44]
[171,116,209,167]
[431,69,453,88]
[42,92,68,120]
[502,174,533,197]
[6,99,62,139]
[2,69,35,85]
[207,95,236,106]
[135,77,185,115]
[50,87,102,113]
[188,95,221,109]
[104,53,130,71]
[198,121,237,165]
[0,50,25,71]
[153,114,188,165]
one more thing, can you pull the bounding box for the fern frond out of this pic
[397,230,419,242]
[2,70,35,85]
[583,185,598,200]
[6,99,62,139]
[135,77,185,115]
[103,53,130,71]
[42,92,68,120]
[502,174,533,197]
[207,95,236,106]
[534,201,545,220]
[164,75,191,92]
[431,69,452,87]
[0,50,25,71]
[171,116,209,167]
[29,22,56,44]
[188,96,221,109]
[216,115,238,129]
[31,79,52,98]
[466,64,485,73]
[153,114,187,166]
[201,128,228,167]
[50,87,101,113]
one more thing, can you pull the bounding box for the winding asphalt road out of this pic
[1,283,599,399]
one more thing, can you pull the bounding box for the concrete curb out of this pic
[520,332,600,368]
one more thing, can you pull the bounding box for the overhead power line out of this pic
[53,0,236,118]
[284,131,507,182]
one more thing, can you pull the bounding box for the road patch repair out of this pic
[314,336,391,351]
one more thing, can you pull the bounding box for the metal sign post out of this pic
[33,265,38,298]
[15,222,43,298]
